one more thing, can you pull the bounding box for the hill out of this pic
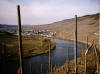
[33,13,99,45]
[0,13,99,44]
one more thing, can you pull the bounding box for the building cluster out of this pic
[5,29,56,38]
[19,29,56,38]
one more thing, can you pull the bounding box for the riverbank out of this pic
[54,36,100,48]
[55,37,100,54]
[55,35,99,46]
[51,51,97,74]
[0,31,56,61]
[1,38,95,74]
[24,41,56,59]
[48,38,99,74]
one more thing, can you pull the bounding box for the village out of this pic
[6,29,56,38]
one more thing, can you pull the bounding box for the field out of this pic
[0,31,56,60]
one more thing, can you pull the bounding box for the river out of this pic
[6,39,86,74]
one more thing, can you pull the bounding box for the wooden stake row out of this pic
[16,5,100,74]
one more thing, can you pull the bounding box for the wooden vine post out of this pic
[41,64,42,74]
[67,47,69,74]
[49,40,51,74]
[3,44,7,74]
[74,15,78,74]
[17,5,24,74]
[85,36,88,74]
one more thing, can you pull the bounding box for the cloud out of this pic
[0,0,99,25]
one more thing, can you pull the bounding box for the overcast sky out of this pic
[0,0,99,25]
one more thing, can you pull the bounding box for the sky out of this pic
[0,0,99,25]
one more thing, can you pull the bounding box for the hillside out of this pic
[0,13,99,44]
[33,13,99,45]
